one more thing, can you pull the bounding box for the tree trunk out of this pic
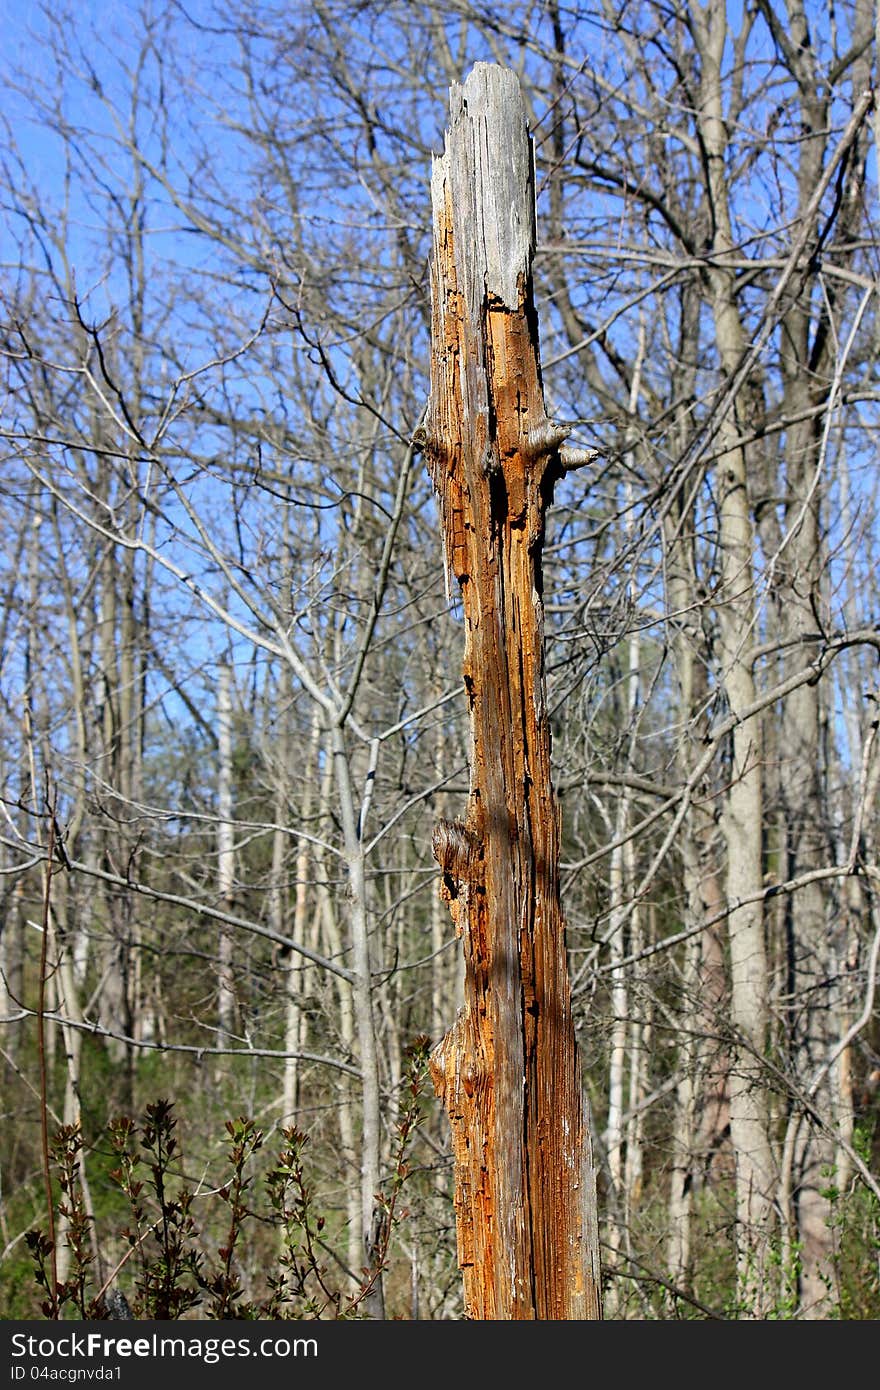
[692,5,777,1313]
[330,723,385,1319]
[424,62,601,1321]
[766,0,873,1313]
[217,660,237,1043]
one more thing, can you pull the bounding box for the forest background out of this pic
[1,0,879,1321]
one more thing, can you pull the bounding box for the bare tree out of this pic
[424,63,602,1320]
[1,0,878,1320]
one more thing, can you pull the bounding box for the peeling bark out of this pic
[425,63,601,1321]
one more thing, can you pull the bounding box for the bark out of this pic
[602,374,645,1317]
[663,487,730,1300]
[766,0,874,1314]
[692,1,778,1314]
[51,876,101,1289]
[217,660,237,1042]
[425,62,601,1320]
[330,723,385,1318]
[278,708,321,1128]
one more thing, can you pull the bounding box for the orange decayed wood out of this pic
[425,62,602,1321]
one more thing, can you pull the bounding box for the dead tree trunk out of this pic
[424,62,602,1321]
